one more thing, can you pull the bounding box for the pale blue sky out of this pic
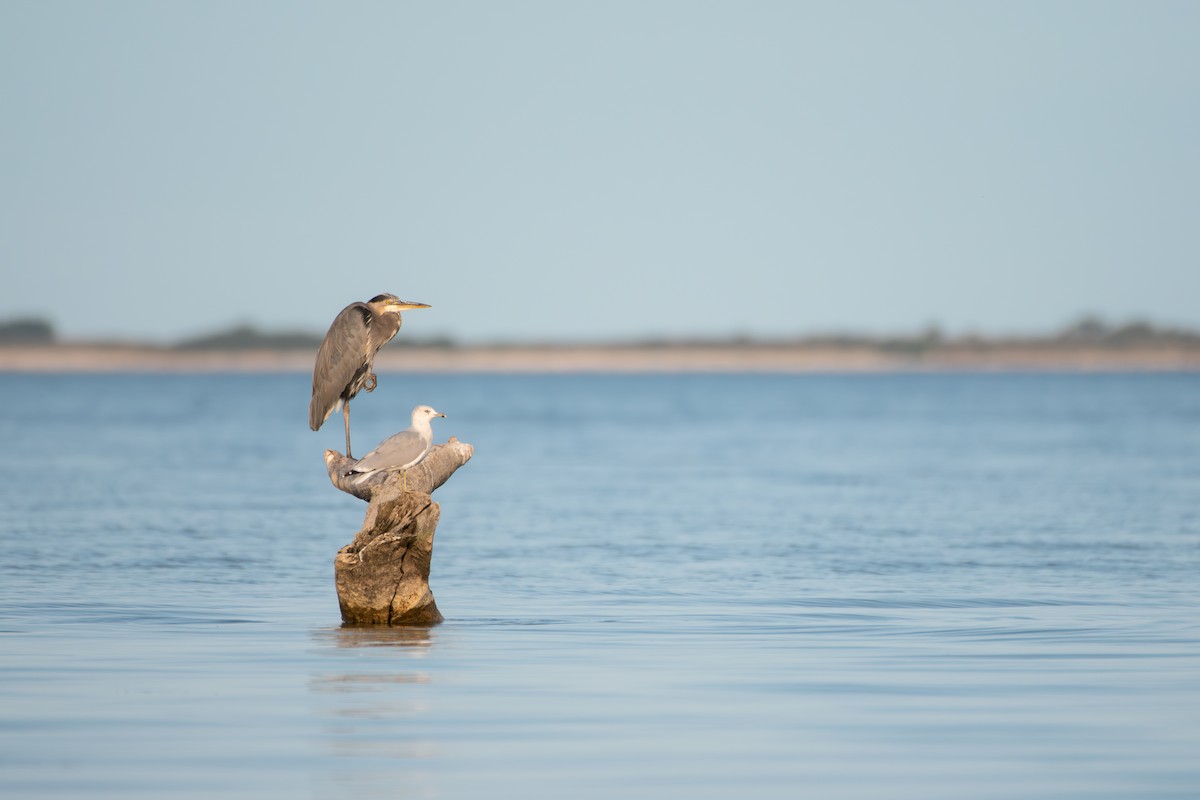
[2,1,1198,342]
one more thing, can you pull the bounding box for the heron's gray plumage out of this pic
[309,294,429,457]
[310,303,369,430]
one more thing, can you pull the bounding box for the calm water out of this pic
[1,372,1198,799]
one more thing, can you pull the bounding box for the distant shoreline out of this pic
[2,343,1199,373]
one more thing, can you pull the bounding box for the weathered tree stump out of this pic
[325,438,473,625]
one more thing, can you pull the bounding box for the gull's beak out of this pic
[395,301,431,311]
[437,412,446,418]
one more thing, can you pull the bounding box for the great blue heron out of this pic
[345,405,446,490]
[309,294,430,457]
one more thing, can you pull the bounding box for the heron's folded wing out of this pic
[351,429,427,472]
[309,303,371,430]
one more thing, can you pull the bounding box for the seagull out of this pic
[345,405,446,490]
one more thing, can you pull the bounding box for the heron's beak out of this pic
[395,301,431,311]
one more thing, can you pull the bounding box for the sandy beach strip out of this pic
[2,343,1199,373]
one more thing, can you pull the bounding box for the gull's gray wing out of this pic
[350,429,428,472]
[309,302,371,431]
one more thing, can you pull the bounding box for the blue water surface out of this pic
[1,372,1198,799]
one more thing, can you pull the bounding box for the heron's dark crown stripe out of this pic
[368,293,398,304]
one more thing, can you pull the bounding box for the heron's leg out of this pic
[343,400,353,458]
[364,373,377,392]
[402,469,408,492]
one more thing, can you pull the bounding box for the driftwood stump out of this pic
[325,438,473,625]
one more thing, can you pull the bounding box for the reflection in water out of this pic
[309,623,440,795]
[310,672,430,694]
[321,623,439,650]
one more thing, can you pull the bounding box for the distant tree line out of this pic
[173,324,324,350]
[629,317,1200,352]
[0,318,55,343]
[172,324,456,350]
[1052,316,1200,346]
[1,315,1197,349]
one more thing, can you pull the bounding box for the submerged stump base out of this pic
[334,487,443,625]
[326,439,473,626]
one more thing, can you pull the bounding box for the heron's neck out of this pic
[377,312,402,342]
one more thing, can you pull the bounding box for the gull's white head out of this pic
[411,405,446,426]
